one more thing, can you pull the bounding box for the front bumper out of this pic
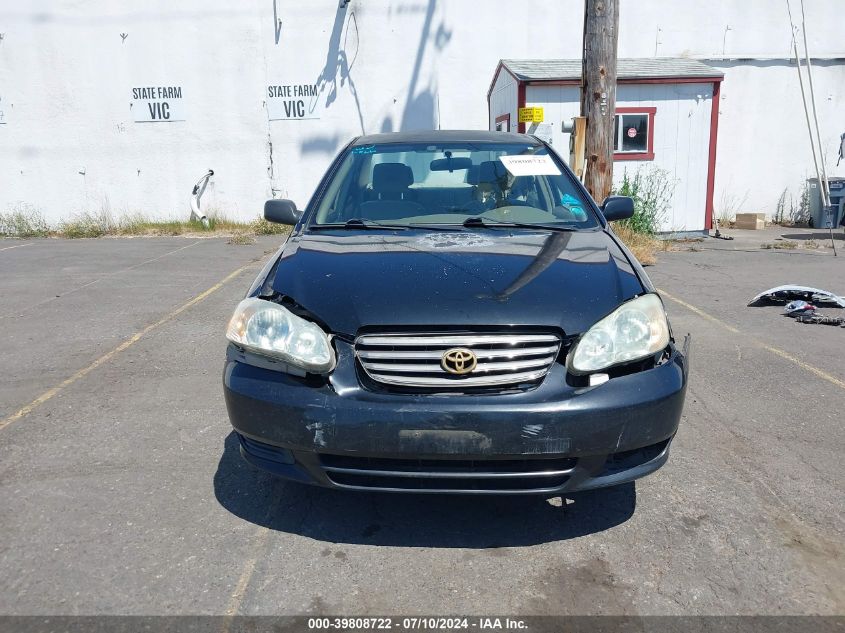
[223,337,689,494]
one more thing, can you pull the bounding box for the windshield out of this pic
[310,142,599,229]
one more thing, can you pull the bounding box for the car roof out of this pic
[352,129,538,146]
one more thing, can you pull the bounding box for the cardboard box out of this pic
[734,213,766,230]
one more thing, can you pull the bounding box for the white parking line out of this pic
[0,240,202,319]
[659,288,845,391]
[0,262,256,432]
[0,242,35,252]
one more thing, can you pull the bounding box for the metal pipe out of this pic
[787,1,836,254]
[800,0,830,207]
[790,33,821,204]
[190,169,214,228]
[797,0,836,254]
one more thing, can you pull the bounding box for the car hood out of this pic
[270,229,644,336]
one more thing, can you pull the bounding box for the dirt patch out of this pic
[525,558,637,615]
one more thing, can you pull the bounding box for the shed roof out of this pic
[500,58,724,82]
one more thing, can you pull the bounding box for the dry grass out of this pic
[58,210,115,238]
[107,211,252,237]
[760,240,798,250]
[1,206,291,240]
[760,239,824,251]
[0,205,51,237]
[249,216,291,235]
[227,232,256,245]
[613,223,663,266]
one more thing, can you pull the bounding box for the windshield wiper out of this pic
[307,218,408,230]
[462,217,578,233]
[310,218,465,231]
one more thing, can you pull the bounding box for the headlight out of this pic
[226,297,335,373]
[567,294,670,375]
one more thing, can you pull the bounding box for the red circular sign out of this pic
[627,127,638,138]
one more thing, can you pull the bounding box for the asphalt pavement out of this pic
[0,231,843,617]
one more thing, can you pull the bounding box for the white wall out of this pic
[709,60,845,221]
[0,0,843,223]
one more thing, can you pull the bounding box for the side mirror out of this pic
[264,199,302,225]
[601,196,635,222]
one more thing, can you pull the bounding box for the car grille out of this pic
[355,332,562,390]
[319,454,576,492]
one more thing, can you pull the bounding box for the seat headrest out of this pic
[476,160,508,184]
[509,175,532,195]
[466,164,480,185]
[373,163,414,191]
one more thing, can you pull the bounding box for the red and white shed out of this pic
[488,58,724,232]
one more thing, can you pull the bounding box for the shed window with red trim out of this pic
[613,107,655,161]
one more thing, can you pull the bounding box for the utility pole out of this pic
[580,0,619,202]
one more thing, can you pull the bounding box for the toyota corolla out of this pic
[223,130,689,494]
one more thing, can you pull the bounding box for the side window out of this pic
[315,156,356,223]
[542,172,590,223]
[613,108,655,161]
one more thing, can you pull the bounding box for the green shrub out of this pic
[250,216,290,235]
[613,167,675,235]
[58,210,115,238]
[0,205,50,237]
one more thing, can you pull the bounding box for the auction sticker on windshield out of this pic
[498,154,561,177]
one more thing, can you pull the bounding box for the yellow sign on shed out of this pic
[518,107,544,123]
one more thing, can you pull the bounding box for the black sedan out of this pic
[223,130,689,494]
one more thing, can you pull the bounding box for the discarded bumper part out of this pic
[749,285,845,308]
[784,300,817,316]
[795,313,845,327]
[781,300,844,326]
